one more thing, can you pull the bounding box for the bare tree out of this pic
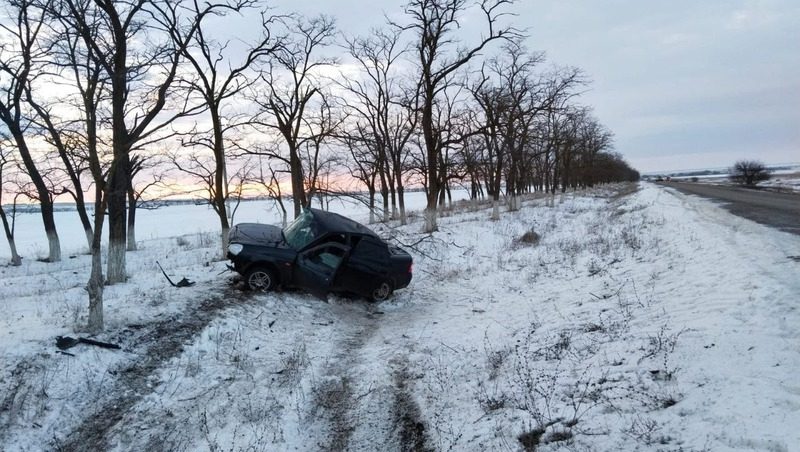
[251,14,336,218]
[60,0,225,284]
[341,130,380,223]
[591,151,639,183]
[38,0,112,331]
[573,113,613,188]
[470,45,545,218]
[339,27,418,224]
[127,153,167,251]
[300,93,345,210]
[253,155,289,227]
[0,0,62,262]
[729,160,771,186]
[0,140,23,265]
[399,0,516,232]
[25,76,96,248]
[45,0,247,331]
[175,2,283,257]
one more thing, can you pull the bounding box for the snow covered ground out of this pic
[1,183,798,451]
[664,164,800,193]
[761,172,800,193]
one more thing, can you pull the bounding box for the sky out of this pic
[272,0,800,174]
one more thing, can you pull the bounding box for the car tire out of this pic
[245,266,277,291]
[370,280,393,302]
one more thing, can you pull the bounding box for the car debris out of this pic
[55,336,121,351]
[156,261,196,287]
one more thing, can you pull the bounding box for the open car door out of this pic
[294,243,349,300]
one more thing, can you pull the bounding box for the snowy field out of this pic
[1,183,799,451]
[663,164,800,193]
[0,190,457,259]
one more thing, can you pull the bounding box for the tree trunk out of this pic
[220,225,230,259]
[389,181,398,220]
[8,241,21,266]
[397,184,407,226]
[87,188,106,332]
[46,227,61,263]
[74,195,93,250]
[106,25,130,284]
[491,198,500,221]
[423,207,437,233]
[106,166,128,283]
[11,131,61,262]
[381,184,389,223]
[210,107,230,259]
[87,242,104,333]
[0,207,21,266]
[422,88,439,233]
[214,181,230,259]
[127,190,137,251]
[289,143,306,218]
[378,161,390,222]
[368,186,376,224]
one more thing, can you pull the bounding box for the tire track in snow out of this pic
[55,286,254,451]
[306,302,431,452]
[389,355,432,452]
[307,303,377,451]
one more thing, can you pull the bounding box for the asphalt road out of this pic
[660,182,800,236]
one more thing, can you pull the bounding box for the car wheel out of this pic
[245,266,277,291]
[370,280,393,302]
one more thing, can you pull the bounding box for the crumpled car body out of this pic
[227,208,412,301]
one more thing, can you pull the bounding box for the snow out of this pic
[663,163,800,193]
[1,183,798,451]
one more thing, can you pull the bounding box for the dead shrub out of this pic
[518,426,546,451]
[515,228,541,247]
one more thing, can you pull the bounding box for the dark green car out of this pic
[227,209,413,301]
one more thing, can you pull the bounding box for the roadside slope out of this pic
[3,182,798,451]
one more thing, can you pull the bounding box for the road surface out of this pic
[661,182,800,235]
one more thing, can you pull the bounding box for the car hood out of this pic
[229,223,288,248]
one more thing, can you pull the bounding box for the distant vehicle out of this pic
[227,209,413,301]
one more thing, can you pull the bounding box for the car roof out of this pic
[309,208,380,239]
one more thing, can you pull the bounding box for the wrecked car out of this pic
[227,208,412,301]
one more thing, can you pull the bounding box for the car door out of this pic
[293,242,349,300]
[338,236,391,298]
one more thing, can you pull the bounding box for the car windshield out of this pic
[282,210,317,250]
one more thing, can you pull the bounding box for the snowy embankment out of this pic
[1,183,798,451]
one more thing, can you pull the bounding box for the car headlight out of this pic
[228,243,244,255]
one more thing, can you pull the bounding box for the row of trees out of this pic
[0,0,637,331]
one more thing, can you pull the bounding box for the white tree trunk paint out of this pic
[220,226,230,260]
[47,231,61,262]
[106,240,127,283]
[127,227,137,251]
[9,240,21,266]
[423,207,438,233]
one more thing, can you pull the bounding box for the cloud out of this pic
[660,32,697,47]
[726,1,778,30]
